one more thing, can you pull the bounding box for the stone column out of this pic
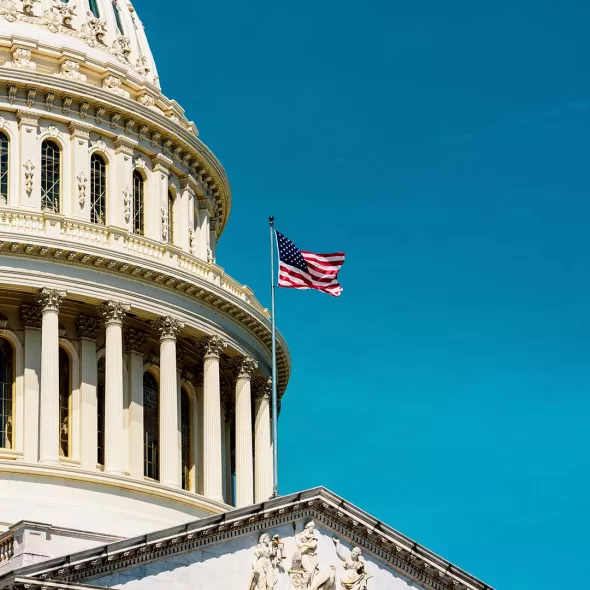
[113,136,137,232]
[153,317,184,488]
[253,377,274,503]
[21,305,42,463]
[125,329,147,479]
[98,301,130,475]
[37,288,66,465]
[178,176,196,253]
[232,356,258,508]
[77,315,100,471]
[200,335,227,501]
[196,195,212,261]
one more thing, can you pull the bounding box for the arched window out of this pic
[167,189,174,244]
[181,389,190,490]
[132,170,144,236]
[97,356,105,466]
[143,372,159,480]
[112,0,124,34]
[41,140,61,213]
[88,0,100,18]
[90,153,106,225]
[0,338,14,449]
[59,347,71,458]
[0,132,9,205]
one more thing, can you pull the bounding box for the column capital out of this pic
[200,335,227,359]
[252,376,272,400]
[152,153,173,174]
[231,356,259,379]
[21,304,42,329]
[68,121,92,139]
[125,328,147,354]
[114,135,137,156]
[36,288,66,313]
[76,315,100,340]
[98,301,130,325]
[153,316,184,341]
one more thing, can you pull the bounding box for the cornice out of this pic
[1,488,493,590]
[0,71,231,236]
[0,230,290,395]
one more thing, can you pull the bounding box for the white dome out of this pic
[0,0,159,87]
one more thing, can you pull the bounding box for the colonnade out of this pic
[32,288,274,506]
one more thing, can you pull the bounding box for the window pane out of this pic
[59,348,70,458]
[143,372,159,480]
[41,140,60,213]
[133,170,144,236]
[112,0,124,34]
[91,154,106,224]
[0,339,13,449]
[181,390,190,490]
[97,356,105,465]
[0,133,9,205]
[88,0,100,18]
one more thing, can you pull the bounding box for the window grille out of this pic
[112,0,124,34]
[0,133,9,205]
[90,154,107,224]
[181,390,190,490]
[59,348,70,458]
[133,170,144,235]
[41,140,61,213]
[143,372,159,480]
[88,0,100,18]
[0,339,13,450]
[168,190,174,244]
[97,356,105,465]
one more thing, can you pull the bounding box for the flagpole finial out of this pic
[269,216,275,227]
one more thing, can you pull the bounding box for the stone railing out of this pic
[0,208,270,319]
[0,531,14,562]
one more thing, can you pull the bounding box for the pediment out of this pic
[1,488,491,590]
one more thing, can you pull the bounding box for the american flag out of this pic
[276,231,346,297]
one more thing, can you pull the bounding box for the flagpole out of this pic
[269,216,279,498]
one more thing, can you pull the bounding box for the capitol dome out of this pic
[0,0,290,544]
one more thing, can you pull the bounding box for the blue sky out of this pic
[138,1,590,588]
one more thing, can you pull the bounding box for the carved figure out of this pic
[112,34,132,62]
[248,533,284,590]
[81,11,107,46]
[4,48,36,71]
[332,539,372,590]
[0,0,20,22]
[57,59,87,82]
[23,159,35,196]
[102,75,130,98]
[189,226,198,256]
[77,172,87,208]
[135,55,150,78]
[289,521,320,588]
[311,566,336,590]
[123,187,132,224]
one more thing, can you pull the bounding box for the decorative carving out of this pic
[111,34,132,62]
[93,139,107,153]
[152,316,184,340]
[125,329,147,355]
[81,11,107,46]
[47,124,59,138]
[20,304,42,329]
[110,112,121,129]
[7,84,17,104]
[231,356,259,379]
[253,376,272,400]
[45,93,55,111]
[51,0,76,26]
[102,75,130,98]
[189,226,198,256]
[36,288,66,313]
[22,0,34,14]
[289,521,330,589]
[0,1,20,23]
[135,55,150,78]
[23,159,34,196]
[332,539,371,590]
[161,202,169,242]
[4,48,36,70]
[76,315,100,340]
[79,101,90,118]
[98,300,130,325]
[26,88,36,108]
[57,59,87,82]
[123,187,131,223]
[125,118,135,135]
[137,93,155,108]
[134,156,146,170]
[200,335,227,358]
[77,171,87,208]
[248,533,285,590]
[62,96,73,115]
